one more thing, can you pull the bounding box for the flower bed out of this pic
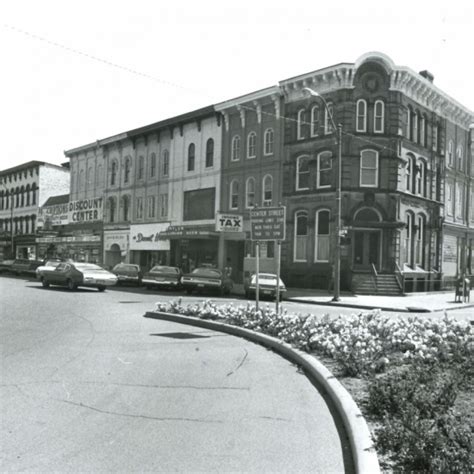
[154,300,473,472]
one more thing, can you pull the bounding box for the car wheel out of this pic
[97,286,106,292]
[41,277,49,288]
[66,279,77,291]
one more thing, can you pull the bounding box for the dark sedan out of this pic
[181,267,233,296]
[40,262,118,291]
[142,265,182,290]
[112,263,142,286]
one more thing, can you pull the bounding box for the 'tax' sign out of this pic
[216,213,243,232]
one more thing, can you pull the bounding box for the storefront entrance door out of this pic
[353,230,381,270]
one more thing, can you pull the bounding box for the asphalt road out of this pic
[0,276,352,473]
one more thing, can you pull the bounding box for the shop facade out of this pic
[129,223,170,271]
[103,228,130,269]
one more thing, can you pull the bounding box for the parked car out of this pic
[12,258,43,276]
[112,263,142,286]
[142,265,182,290]
[181,267,233,296]
[36,260,63,279]
[39,261,118,291]
[0,259,15,274]
[244,273,286,301]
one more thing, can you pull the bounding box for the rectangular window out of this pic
[147,196,155,218]
[317,153,332,188]
[183,188,215,221]
[455,183,464,219]
[163,154,169,177]
[446,182,454,216]
[136,197,144,219]
[159,194,168,218]
[360,150,378,187]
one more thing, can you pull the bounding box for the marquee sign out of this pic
[68,198,103,223]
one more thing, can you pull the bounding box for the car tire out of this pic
[41,277,49,288]
[66,279,77,291]
[97,286,106,292]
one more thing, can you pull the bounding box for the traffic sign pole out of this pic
[255,241,260,312]
[275,240,281,314]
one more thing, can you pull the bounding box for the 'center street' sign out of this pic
[250,206,286,241]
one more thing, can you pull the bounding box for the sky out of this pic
[1,0,473,171]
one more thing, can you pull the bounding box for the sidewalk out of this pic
[233,284,474,316]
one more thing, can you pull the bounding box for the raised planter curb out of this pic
[144,310,381,474]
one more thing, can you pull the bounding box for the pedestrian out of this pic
[224,258,233,279]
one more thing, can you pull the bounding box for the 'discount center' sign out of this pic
[250,206,286,241]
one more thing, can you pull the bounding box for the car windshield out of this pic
[114,264,139,272]
[151,266,180,274]
[74,263,104,271]
[191,268,222,278]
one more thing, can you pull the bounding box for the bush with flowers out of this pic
[153,299,473,471]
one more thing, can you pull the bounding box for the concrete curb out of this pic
[144,311,381,474]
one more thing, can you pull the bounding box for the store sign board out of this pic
[130,223,170,251]
[250,206,286,241]
[159,225,218,239]
[104,231,129,251]
[38,202,69,228]
[36,235,101,243]
[215,213,243,232]
[68,198,103,223]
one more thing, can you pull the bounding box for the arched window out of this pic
[31,183,37,205]
[417,160,426,196]
[405,212,414,265]
[230,180,239,210]
[317,151,332,188]
[0,191,3,210]
[231,135,241,161]
[138,156,145,180]
[79,169,85,190]
[416,215,425,267]
[324,102,334,134]
[296,156,310,190]
[360,149,378,187]
[187,143,195,171]
[356,99,367,132]
[247,132,256,158]
[5,190,9,209]
[150,153,156,177]
[124,157,131,183]
[315,209,330,262]
[294,211,308,262]
[20,186,25,207]
[406,154,416,192]
[297,109,306,140]
[432,122,439,152]
[108,197,116,223]
[245,177,256,208]
[374,100,384,133]
[262,175,273,206]
[162,150,169,176]
[15,188,19,208]
[412,111,418,143]
[310,105,320,136]
[406,107,412,139]
[206,138,214,168]
[264,128,274,155]
[447,140,454,167]
[419,115,426,146]
[457,146,464,171]
[26,184,30,206]
[122,195,130,221]
[110,161,118,186]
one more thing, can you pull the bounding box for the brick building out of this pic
[0,161,70,260]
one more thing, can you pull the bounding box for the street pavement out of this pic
[0,276,352,473]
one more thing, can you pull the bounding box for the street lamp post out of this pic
[303,87,342,301]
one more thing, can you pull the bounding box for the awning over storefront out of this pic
[158,224,219,240]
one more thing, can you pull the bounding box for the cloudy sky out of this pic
[1,0,473,171]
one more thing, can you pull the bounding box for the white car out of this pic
[244,273,286,301]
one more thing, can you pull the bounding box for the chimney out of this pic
[419,70,434,83]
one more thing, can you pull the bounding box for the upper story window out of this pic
[405,212,414,265]
[262,174,273,206]
[122,195,130,221]
[162,150,169,177]
[416,160,426,197]
[419,115,426,146]
[87,167,93,189]
[136,197,144,219]
[317,151,332,188]
[79,169,85,190]
[311,105,320,137]
[315,209,330,262]
[124,158,131,183]
[356,99,367,132]
[188,143,195,171]
[455,182,464,218]
[110,160,118,186]
[159,194,168,218]
[31,183,37,205]
[138,156,145,180]
[412,111,418,143]
[245,177,256,208]
[374,100,385,134]
[360,149,378,187]
[406,154,416,192]
[296,156,310,191]
[447,140,454,167]
[147,196,156,218]
[206,138,214,168]
[97,165,103,187]
[247,132,257,158]
[457,146,464,171]
[416,215,425,267]
[297,109,306,140]
[446,181,454,216]
[264,128,274,155]
[108,197,116,223]
[231,135,241,161]
[150,153,157,177]
[294,211,308,262]
[324,102,334,134]
[230,180,239,210]
[406,107,412,139]
[432,123,439,152]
